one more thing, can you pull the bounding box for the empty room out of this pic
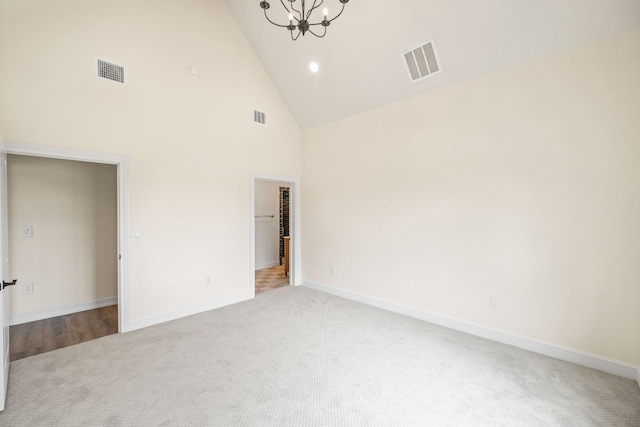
[0,0,639,425]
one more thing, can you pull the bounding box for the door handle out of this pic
[2,279,17,290]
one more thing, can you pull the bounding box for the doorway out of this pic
[250,173,300,296]
[1,142,130,335]
[7,155,118,360]
[254,181,289,294]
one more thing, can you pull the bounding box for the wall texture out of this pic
[0,0,301,323]
[8,155,117,319]
[302,29,640,366]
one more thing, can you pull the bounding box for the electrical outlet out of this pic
[490,296,499,308]
[21,226,33,238]
[205,277,212,286]
[23,282,34,294]
[330,265,337,274]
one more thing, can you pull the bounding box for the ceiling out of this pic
[225,0,640,130]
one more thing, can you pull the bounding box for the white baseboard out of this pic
[128,291,252,332]
[255,261,280,271]
[303,280,640,383]
[10,297,118,326]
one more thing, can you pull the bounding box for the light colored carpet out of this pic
[0,286,638,426]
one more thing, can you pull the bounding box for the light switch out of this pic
[21,226,33,238]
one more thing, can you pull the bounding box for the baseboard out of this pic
[303,280,640,383]
[128,291,252,332]
[9,297,118,326]
[256,261,280,271]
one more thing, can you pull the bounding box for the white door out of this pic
[0,148,11,411]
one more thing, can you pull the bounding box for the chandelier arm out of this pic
[291,30,302,41]
[308,26,327,38]
[305,0,320,20]
[263,8,292,28]
[284,0,302,20]
[326,1,346,22]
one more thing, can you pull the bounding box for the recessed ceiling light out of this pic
[309,62,319,73]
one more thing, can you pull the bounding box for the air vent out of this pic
[97,59,125,84]
[403,40,441,83]
[254,110,266,125]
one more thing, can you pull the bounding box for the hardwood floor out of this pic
[255,264,289,294]
[9,305,118,362]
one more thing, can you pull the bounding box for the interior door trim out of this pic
[2,141,131,333]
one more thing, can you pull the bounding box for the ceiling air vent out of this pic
[402,40,441,83]
[254,110,267,125]
[97,58,125,84]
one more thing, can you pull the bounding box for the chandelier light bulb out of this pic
[309,62,319,73]
[323,8,328,19]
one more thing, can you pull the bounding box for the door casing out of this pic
[3,141,130,332]
[250,172,301,296]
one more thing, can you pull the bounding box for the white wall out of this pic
[0,0,301,325]
[254,180,283,270]
[302,29,640,367]
[7,155,117,321]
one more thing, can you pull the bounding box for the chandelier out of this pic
[259,0,350,41]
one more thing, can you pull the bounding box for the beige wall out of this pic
[302,29,640,366]
[8,155,117,317]
[0,0,301,322]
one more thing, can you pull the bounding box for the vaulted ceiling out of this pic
[225,0,640,129]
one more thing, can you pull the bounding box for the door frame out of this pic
[250,172,301,296]
[3,141,130,332]
[1,149,10,411]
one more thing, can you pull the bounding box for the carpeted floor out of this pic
[0,286,638,426]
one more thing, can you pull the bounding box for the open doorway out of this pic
[7,155,118,361]
[2,142,130,362]
[254,181,289,294]
[250,173,300,296]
